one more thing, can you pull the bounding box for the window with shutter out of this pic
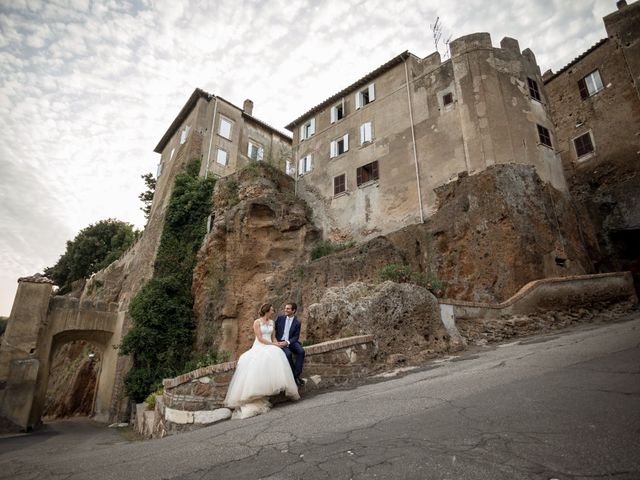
[219,116,232,139]
[248,141,264,161]
[537,124,552,148]
[300,118,315,140]
[356,161,379,186]
[360,122,372,144]
[573,132,594,158]
[578,70,603,99]
[331,100,345,123]
[215,147,228,166]
[334,174,346,195]
[527,78,541,102]
[356,83,375,109]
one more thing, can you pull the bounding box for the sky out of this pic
[0,0,617,316]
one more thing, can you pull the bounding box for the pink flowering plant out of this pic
[378,264,445,298]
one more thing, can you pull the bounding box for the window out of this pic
[527,78,541,102]
[156,162,163,178]
[443,92,454,106]
[218,116,233,139]
[356,161,379,186]
[286,160,296,176]
[537,124,552,148]
[300,118,316,140]
[334,174,346,195]
[360,122,373,145]
[331,100,345,123]
[578,70,604,99]
[573,132,594,158]
[179,125,191,145]
[355,83,375,109]
[330,134,349,158]
[247,141,264,161]
[298,154,312,175]
[215,147,228,166]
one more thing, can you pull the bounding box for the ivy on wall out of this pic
[119,159,215,402]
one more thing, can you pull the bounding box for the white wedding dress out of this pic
[224,320,300,419]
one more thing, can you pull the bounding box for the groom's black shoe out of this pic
[295,377,305,386]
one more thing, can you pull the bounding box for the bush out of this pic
[310,240,355,260]
[144,388,163,410]
[378,264,445,298]
[301,338,319,347]
[120,159,216,402]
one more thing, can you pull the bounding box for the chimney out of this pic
[616,0,627,10]
[243,99,254,116]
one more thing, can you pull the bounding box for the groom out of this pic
[275,302,305,386]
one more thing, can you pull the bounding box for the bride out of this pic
[224,303,300,419]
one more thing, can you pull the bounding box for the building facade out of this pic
[154,89,292,183]
[285,33,566,241]
[543,0,640,288]
[543,0,640,179]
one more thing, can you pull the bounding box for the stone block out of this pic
[193,408,231,424]
[165,407,194,424]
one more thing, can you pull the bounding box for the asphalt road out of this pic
[1,315,639,480]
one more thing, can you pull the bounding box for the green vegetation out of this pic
[301,338,319,347]
[310,240,355,260]
[378,264,445,298]
[139,172,157,221]
[44,219,138,293]
[143,388,163,410]
[120,159,218,402]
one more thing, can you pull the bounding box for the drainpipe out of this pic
[204,96,219,178]
[404,59,424,223]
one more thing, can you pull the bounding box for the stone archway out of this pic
[0,277,123,429]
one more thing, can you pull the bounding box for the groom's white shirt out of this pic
[281,316,294,344]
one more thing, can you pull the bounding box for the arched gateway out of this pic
[0,275,123,429]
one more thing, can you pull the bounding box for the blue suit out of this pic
[275,315,305,379]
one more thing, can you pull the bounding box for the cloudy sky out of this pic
[0,0,616,315]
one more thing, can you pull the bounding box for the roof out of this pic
[543,38,608,84]
[154,88,291,153]
[285,51,412,131]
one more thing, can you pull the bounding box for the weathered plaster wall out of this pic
[293,33,564,243]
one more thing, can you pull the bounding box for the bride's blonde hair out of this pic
[258,303,272,316]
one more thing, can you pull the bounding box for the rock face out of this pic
[193,163,595,359]
[192,164,320,357]
[43,341,100,419]
[305,282,458,363]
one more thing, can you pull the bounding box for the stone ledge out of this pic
[438,272,634,309]
[305,335,375,355]
[163,335,376,389]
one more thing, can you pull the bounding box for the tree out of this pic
[44,219,138,293]
[139,173,156,221]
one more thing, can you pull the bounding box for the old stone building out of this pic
[285,33,565,241]
[154,89,292,182]
[543,0,640,290]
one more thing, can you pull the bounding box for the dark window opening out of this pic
[356,161,379,186]
[336,104,344,120]
[443,92,454,106]
[337,138,346,155]
[537,124,552,148]
[574,132,594,158]
[527,77,541,101]
[361,89,370,105]
[334,174,346,195]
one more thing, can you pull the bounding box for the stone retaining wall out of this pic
[145,335,376,437]
[441,272,638,344]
